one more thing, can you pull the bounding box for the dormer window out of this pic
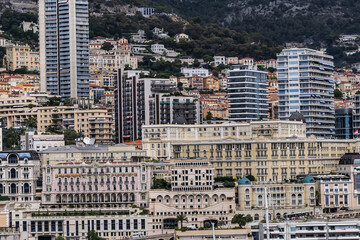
[8,154,18,164]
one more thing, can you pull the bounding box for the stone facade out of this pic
[0,151,41,202]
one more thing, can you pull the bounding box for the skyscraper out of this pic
[39,0,90,98]
[115,70,202,143]
[277,48,335,138]
[228,65,268,122]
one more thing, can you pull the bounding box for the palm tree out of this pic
[176,214,188,229]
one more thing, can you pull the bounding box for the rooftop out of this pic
[43,144,144,153]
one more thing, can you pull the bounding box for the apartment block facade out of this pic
[142,121,360,181]
[0,106,113,143]
[149,160,235,234]
[258,220,360,240]
[353,93,360,133]
[41,144,152,208]
[115,70,201,143]
[277,48,335,138]
[0,151,41,202]
[228,65,268,122]
[39,0,90,98]
[4,45,39,72]
[12,208,149,240]
[237,176,316,221]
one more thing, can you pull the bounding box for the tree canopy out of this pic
[231,214,253,228]
[87,230,105,240]
[334,88,343,99]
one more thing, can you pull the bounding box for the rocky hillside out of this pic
[3,0,360,46]
[129,0,360,46]
[2,0,360,65]
[0,0,36,13]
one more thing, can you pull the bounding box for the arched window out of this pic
[291,194,296,205]
[245,188,250,194]
[257,195,263,206]
[254,214,259,220]
[10,183,17,194]
[8,154,18,164]
[0,184,3,194]
[10,169,17,179]
[23,183,30,194]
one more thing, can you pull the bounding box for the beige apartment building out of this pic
[1,105,114,143]
[0,95,38,110]
[89,48,138,75]
[12,206,149,240]
[4,45,40,72]
[149,160,235,234]
[316,153,360,212]
[142,121,360,181]
[237,175,316,220]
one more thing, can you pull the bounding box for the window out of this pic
[10,168,17,179]
[134,219,138,230]
[51,221,56,232]
[10,183,17,194]
[111,220,115,230]
[104,220,108,230]
[23,183,30,194]
[31,221,35,232]
[119,220,123,230]
[8,154,18,164]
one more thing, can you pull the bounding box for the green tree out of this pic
[101,42,113,51]
[46,113,63,134]
[203,55,214,63]
[231,214,253,228]
[87,230,105,240]
[45,96,61,106]
[246,175,256,181]
[334,88,343,99]
[204,222,211,229]
[23,117,37,129]
[206,111,213,120]
[64,128,81,145]
[0,47,5,67]
[268,67,276,73]
[177,82,183,90]
[223,181,235,188]
[63,98,73,106]
[176,214,188,229]
[0,195,10,201]
[3,128,25,150]
[55,237,65,240]
[152,178,171,190]
[193,59,200,67]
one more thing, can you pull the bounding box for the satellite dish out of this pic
[83,137,95,145]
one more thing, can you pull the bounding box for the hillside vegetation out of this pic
[2,0,360,65]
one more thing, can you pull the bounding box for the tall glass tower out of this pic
[39,0,90,98]
[228,65,268,122]
[277,48,335,138]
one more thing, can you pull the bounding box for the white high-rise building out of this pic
[277,48,335,138]
[39,0,90,99]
